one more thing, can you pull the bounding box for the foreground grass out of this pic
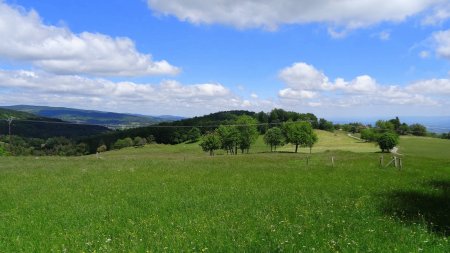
[0,136,449,252]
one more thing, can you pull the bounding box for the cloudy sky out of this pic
[1,0,450,117]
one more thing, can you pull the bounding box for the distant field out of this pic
[0,134,448,251]
[398,135,450,159]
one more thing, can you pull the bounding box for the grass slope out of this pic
[399,135,450,159]
[0,134,448,252]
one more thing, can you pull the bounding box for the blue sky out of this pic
[1,0,450,118]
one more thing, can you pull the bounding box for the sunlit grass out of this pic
[0,134,448,251]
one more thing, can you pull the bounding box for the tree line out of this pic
[82,109,328,154]
[354,117,429,152]
[0,135,89,156]
[199,115,318,156]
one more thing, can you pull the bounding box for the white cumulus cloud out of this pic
[0,1,179,77]
[278,88,317,99]
[421,3,450,25]
[0,69,275,116]
[279,62,329,90]
[277,62,443,108]
[148,0,443,32]
[406,78,450,94]
[432,29,450,59]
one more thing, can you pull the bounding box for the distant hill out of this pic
[0,107,62,122]
[0,108,110,139]
[2,105,184,129]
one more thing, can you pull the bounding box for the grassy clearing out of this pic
[399,135,450,159]
[0,134,449,252]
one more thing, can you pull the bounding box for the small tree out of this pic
[133,136,147,147]
[200,132,221,156]
[305,131,318,154]
[409,123,427,136]
[377,132,399,153]
[236,115,259,153]
[264,127,284,152]
[113,137,133,149]
[360,128,379,142]
[318,118,334,132]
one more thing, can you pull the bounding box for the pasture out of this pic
[0,132,449,252]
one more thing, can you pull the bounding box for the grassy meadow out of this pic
[0,131,449,252]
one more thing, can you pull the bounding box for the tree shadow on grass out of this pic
[380,180,449,236]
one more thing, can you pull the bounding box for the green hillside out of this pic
[0,107,50,120]
[0,108,110,139]
[2,105,182,129]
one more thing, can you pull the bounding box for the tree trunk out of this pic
[309,146,312,154]
[295,144,298,153]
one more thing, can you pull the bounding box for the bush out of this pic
[113,137,133,149]
[0,145,6,156]
[133,136,147,147]
[360,128,379,142]
[377,132,399,153]
[409,123,427,136]
[97,144,107,153]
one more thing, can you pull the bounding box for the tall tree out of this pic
[284,121,316,153]
[217,125,240,155]
[236,115,259,154]
[318,118,334,132]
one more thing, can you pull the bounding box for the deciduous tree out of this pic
[236,115,259,154]
[264,127,284,152]
[200,132,221,156]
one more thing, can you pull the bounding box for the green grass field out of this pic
[0,132,449,252]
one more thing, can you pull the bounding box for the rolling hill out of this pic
[0,108,110,139]
[1,105,184,129]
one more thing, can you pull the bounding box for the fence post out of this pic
[331,156,335,168]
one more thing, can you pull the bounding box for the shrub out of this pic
[377,132,399,153]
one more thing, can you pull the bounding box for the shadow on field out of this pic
[381,180,450,236]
